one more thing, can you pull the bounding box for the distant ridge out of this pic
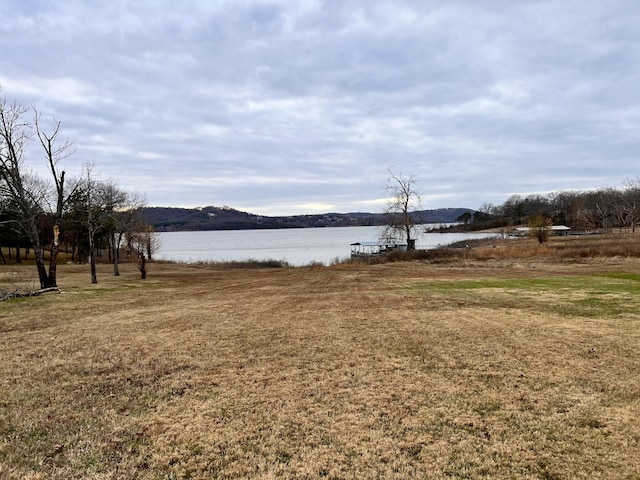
[140,206,475,232]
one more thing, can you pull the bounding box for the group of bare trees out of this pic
[0,87,155,293]
[470,181,640,233]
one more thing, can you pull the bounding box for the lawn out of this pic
[1,241,640,478]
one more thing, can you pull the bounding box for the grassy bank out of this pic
[1,234,640,478]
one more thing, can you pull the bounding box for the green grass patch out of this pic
[597,272,640,281]
[409,273,640,319]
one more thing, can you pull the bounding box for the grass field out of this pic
[1,235,640,479]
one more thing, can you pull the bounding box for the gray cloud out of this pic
[1,0,639,215]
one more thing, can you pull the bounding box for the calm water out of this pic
[155,226,499,266]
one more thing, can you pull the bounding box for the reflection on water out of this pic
[155,225,499,266]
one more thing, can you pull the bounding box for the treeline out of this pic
[458,182,640,232]
[0,179,153,266]
[0,87,155,291]
[141,206,474,231]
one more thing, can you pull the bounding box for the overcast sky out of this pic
[1,1,639,215]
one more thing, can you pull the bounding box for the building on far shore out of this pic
[512,225,571,237]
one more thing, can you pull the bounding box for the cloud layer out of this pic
[2,0,639,214]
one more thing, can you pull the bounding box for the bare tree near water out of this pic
[383,168,421,250]
[128,227,159,279]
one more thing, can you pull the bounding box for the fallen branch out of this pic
[1,286,60,301]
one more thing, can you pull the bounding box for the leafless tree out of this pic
[127,226,158,279]
[102,185,147,276]
[0,87,78,289]
[579,188,617,232]
[83,163,102,284]
[549,190,585,229]
[615,178,640,232]
[34,109,77,285]
[594,188,617,233]
[383,168,421,250]
[0,98,40,271]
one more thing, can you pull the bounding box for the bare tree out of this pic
[67,161,156,283]
[474,202,499,224]
[0,94,51,288]
[34,109,77,287]
[383,169,421,250]
[83,163,101,284]
[0,98,41,274]
[615,178,640,232]
[0,88,77,290]
[127,226,158,279]
[593,188,617,233]
[549,190,585,228]
[579,188,617,232]
[102,186,147,276]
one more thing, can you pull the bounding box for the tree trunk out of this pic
[111,232,120,276]
[139,253,147,280]
[113,254,120,276]
[45,225,60,289]
[33,244,48,289]
[405,225,414,250]
[88,226,97,284]
[23,222,50,289]
[90,254,97,284]
[146,235,153,260]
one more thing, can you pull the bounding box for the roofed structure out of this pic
[350,240,407,257]
[513,225,571,236]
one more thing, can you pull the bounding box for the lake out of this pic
[155,225,499,266]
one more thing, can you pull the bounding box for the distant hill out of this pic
[140,206,475,232]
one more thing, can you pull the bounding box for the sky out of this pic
[1,1,639,216]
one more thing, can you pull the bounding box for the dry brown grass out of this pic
[351,232,640,266]
[2,234,640,479]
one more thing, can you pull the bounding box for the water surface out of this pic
[155,225,499,266]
